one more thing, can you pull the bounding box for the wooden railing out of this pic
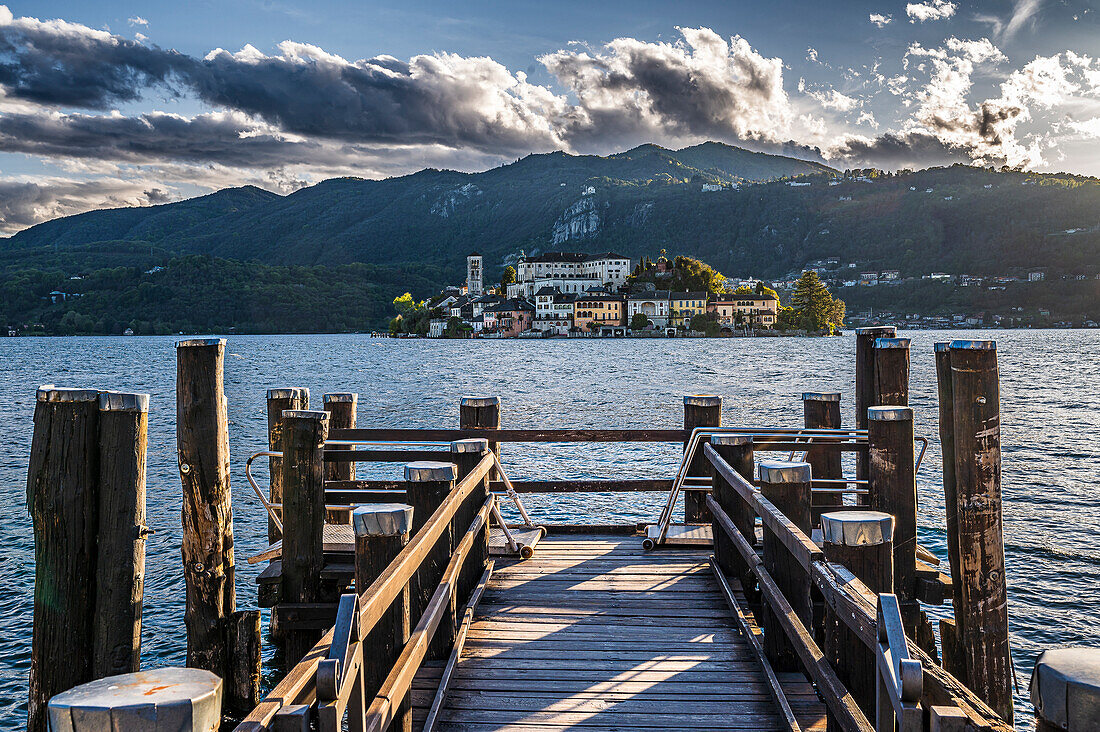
[235,451,495,731]
[705,444,1012,732]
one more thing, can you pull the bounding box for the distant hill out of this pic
[2,142,1099,333]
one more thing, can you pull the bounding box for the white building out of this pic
[429,319,446,338]
[515,252,631,289]
[627,291,671,328]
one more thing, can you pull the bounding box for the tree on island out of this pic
[630,313,651,330]
[689,311,721,336]
[628,255,729,294]
[389,291,433,335]
[784,272,846,333]
[500,265,517,290]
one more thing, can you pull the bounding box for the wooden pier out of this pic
[31,333,1085,731]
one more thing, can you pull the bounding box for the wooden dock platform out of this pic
[420,534,825,731]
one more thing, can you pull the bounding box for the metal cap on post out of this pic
[98,391,150,413]
[868,405,914,422]
[874,337,912,349]
[460,396,499,408]
[48,668,223,732]
[802,392,841,402]
[322,392,356,404]
[37,386,99,403]
[683,394,721,408]
[855,326,896,338]
[949,339,997,351]
[821,511,894,546]
[404,461,457,483]
[268,387,309,402]
[711,434,752,446]
[353,504,413,538]
[1030,648,1100,730]
[451,438,490,454]
[176,337,226,348]
[282,409,329,421]
[758,460,812,484]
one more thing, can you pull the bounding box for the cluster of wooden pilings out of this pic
[22,328,1059,731]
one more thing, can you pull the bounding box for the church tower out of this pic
[467,254,483,296]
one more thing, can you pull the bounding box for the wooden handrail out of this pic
[329,427,867,444]
[234,452,494,731]
[363,501,491,732]
[707,444,1013,732]
[706,494,872,732]
[355,452,493,639]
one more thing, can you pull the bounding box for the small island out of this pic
[388,251,846,338]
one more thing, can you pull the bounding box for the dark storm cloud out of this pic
[0,110,329,167]
[0,177,163,230]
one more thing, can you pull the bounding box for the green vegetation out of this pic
[1,255,445,335]
[500,266,517,289]
[780,272,846,333]
[2,143,1099,332]
[630,313,651,330]
[629,255,730,294]
[689,311,721,336]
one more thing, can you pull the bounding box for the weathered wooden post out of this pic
[802,392,842,516]
[267,387,309,543]
[225,609,261,715]
[710,435,754,587]
[93,391,150,679]
[460,396,500,477]
[355,503,414,732]
[821,510,894,720]
[27,387,100,732]
[950,339,1012,722]
[176,338,236,679]
[873,337,911,407]
[866,404,937,658]
[322,392,357,483]
[757,460,813,671]
[684,394,722,523]
[279,408,329,664]
[451,439,490,603]
[405,461,458,660]
[934,342,966,677]
[1030,648,1100,731]
[855,326,895,481]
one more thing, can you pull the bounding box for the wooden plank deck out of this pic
[417,534,825,731]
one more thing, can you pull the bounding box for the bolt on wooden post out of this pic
[405,460,458,660]
[821,510,894,721]
[176,338,236,679]
[322,392,357,483]
[873,337,911,407]
[279,408,329,665]
[934,341,966,678]
[266,387,309,543]
[855,326,895,482]
[355,503,414,732]
[683,394,721,523]
[451,438,490,603]
[802,392,842,516]
[460,396,500,478]
[949,339,1012,723]
[757,460,813,672]
[26,387,100,732]
[93,391,150,679]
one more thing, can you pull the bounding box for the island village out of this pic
[419,252,781,338]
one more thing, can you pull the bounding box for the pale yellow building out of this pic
[708,294,779,328]
[670,291,709,328]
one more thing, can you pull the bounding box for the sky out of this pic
[0,0,1097,233]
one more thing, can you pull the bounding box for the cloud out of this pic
[976,0,1043,42]
[0,176,170,232]
[906,0,957,22]
[869,13,893,28]
[806,87,859,111]
[127,16,148,27]
[540,27,797,150]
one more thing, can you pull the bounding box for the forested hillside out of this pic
[2,141,1099,334]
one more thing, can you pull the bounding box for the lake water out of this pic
[1,331,1097,729]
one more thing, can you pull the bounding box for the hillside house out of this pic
[573,293,625,333]
[486,298,535,337]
